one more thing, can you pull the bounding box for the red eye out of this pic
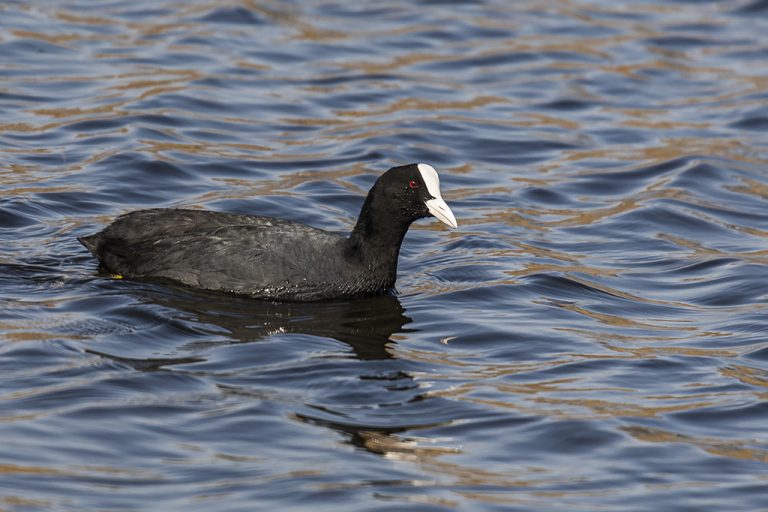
[409,180,419,189]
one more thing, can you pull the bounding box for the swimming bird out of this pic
[79,163,457,301]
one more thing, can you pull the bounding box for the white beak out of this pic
[417,163,458,229]
[425,197,458,229]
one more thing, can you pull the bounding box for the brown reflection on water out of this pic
[341,428,602,508]
[660,234,768,264]
[565,138,768,168]
[730,177,768,201]
[624,426,768,463]
[426,374,736,421]
[141,140,273,160]
[335,95,510,118]
[721,364,768,389]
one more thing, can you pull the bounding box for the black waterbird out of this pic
[79,163,457,301]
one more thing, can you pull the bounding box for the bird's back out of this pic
[78,209,373,300]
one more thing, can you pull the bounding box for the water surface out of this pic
[1,1,768,510]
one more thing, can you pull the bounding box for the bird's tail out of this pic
[78,234,100,255]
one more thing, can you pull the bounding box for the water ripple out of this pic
[1,0,768,510]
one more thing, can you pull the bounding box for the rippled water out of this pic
[2,1,768,510]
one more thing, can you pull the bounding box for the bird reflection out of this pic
[293,410,459,462]
[88,284,414,367]
[84,284,450,460]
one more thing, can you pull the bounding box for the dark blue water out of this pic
[2,1,768,510]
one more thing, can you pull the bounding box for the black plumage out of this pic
[79,163,457,301]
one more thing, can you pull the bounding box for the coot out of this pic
[79,163,457,301]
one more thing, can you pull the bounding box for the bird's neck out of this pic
[347,192,412,275]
